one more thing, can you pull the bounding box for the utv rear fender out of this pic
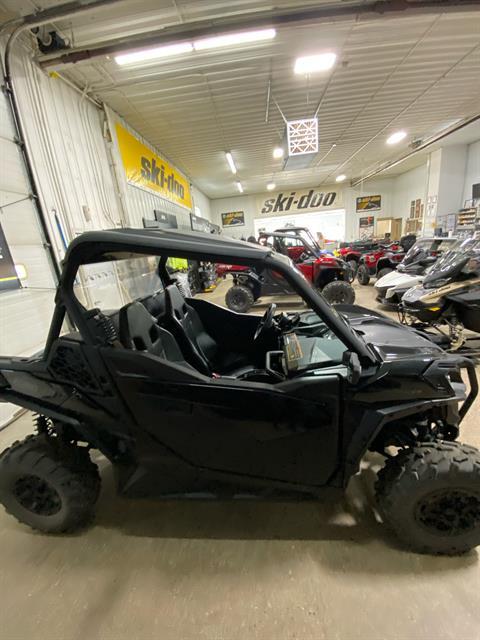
[0,366,131,461]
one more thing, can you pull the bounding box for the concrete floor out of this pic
[0,281,479,640]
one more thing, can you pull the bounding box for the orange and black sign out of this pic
[356,195,381,212]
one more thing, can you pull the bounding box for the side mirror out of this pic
[342,350,362,384]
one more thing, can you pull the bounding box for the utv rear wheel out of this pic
[376,441,480,555]
[0,435,100,533]
[225,285,255,313]
[356,264,370,285]
[377,267,393,280]
[321,280,356,305]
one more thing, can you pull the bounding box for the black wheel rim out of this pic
[14,475,62,516]
[415,488,480,536]
[230,293,246,309]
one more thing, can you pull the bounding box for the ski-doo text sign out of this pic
[115,123,192,210]
[257,189,341,216]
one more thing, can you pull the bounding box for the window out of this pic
[74,255,163,311]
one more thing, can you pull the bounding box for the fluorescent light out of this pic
[267,182,276,190]
[236,181,244,193]
[225,151,237,174]
[386,130,407,145]
[335,174,346,183]
[115,42,193,65]
[273,147,284,159]
[294,52,336,74]
[194,28,276,51]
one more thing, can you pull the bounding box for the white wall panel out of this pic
[11,44,123,259]
[462,140,480,205]
[0,50,56,426]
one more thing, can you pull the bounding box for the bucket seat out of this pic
[164,285,251,376]
[118,301,192,370]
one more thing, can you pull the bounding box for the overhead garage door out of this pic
[0,78,57,426]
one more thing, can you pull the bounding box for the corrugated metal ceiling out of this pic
[2,1,480,197]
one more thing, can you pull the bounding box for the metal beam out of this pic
[35,0,480,69]
[350,113,480,186]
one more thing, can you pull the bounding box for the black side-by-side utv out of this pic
[0,228,479,555]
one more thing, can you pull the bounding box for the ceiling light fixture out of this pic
[115,42,193,65]
[335,174,346,183]
[294,52,336,75]
[273,147,284,159]
[225,152,237,174]
[194,28,276,51]
[386,130,407,145]
[236,181,244,193]
[267,182,276,191]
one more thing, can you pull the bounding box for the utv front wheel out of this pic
[321,281,356,305]
[356,264,370,285]
[376,441,480,555]
[0,435,100,533]
[225,285,255,313]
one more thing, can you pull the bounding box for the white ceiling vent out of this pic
[287,118,318,156]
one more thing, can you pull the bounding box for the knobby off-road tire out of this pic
[376,441,480,555]
[0,434,101,533]
[225,285,255,313]
[321,280,356,305]
[356,264,370,286]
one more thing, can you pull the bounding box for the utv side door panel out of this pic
[103,350,341,486]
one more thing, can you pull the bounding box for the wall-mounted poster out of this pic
[0,223,20,292]
[356,195,381,212]
[359,216,375,239]
[221,211,245,227]
[357,196,382,212]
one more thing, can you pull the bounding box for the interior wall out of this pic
[343,179,394,240]
[191,186,212,221]
[463,140,480,205]
[211,195,258,238]
[436,145,468,218]
[391,164,428,222]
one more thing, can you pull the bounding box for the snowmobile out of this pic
[401,237,480,350]
[375,237,458,308]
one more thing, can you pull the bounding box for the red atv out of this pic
[356,234,417,285]
[219,229,355,313]
[336,239,382,275]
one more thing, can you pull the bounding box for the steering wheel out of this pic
[254,303,277,341]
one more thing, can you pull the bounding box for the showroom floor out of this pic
[0,282,479,640]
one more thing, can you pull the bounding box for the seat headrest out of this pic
[118,301,160,351]
[166,284,188,321]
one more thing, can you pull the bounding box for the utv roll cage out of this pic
[48,228,374,363]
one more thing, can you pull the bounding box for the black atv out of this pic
[0,228,479,555]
